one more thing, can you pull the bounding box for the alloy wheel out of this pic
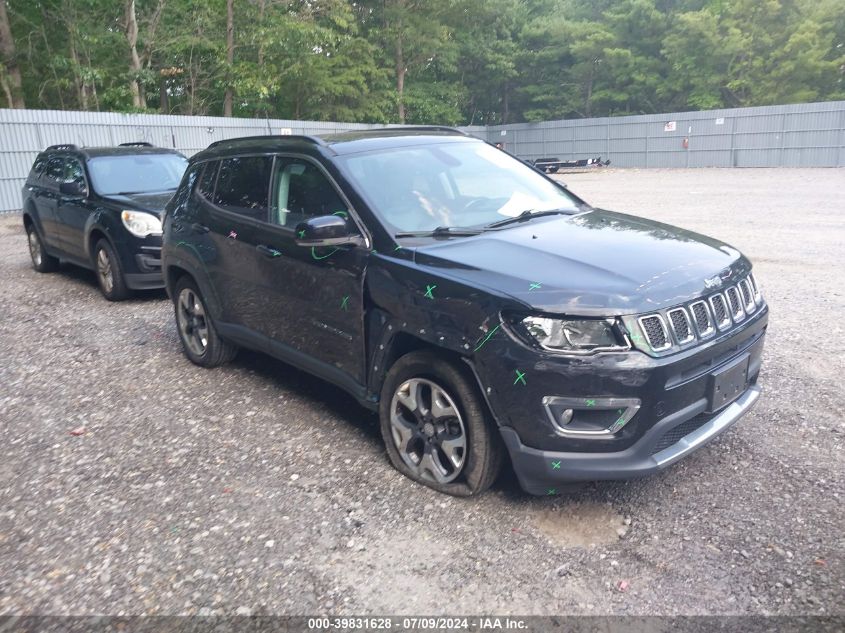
[176,287,210,357]
[96,248,114,294]
[27,230,42,267]
[389,377,467,484]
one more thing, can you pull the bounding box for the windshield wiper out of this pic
[395,226,482,238]
[484,208,574,229]
[112,188,176,196]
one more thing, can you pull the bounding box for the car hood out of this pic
[103,191,175,216]
[412,209,750,316]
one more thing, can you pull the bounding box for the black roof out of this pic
[41,144,185,160]
[193,126,476,161]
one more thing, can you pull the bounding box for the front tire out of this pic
[94,239,130,301]
[173,276,237,367]
[379,351,503,496]
[26,224,59,273]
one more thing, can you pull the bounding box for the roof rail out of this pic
[118,141,154,147]
[46,144,79,151]
[207,134,327,149]
[385,125,468,136]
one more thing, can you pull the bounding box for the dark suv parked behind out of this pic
[162,128,767,496]
[22,143,187,300]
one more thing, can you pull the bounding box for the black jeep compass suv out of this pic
[161,128,767,496]
[22,143,187,300]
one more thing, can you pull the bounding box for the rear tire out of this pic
[26,224,59,273]
[379,350,503,497]
[173,276,237,367]
[94,239,130,301]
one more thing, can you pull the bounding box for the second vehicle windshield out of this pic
[339,140,582,234]
[88,153,188,196]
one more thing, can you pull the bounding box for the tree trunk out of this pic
[68,33,88,110]
[125,0,144,108]
[395,29,405,123]
[223,0,234,117]
[0,0,25,108]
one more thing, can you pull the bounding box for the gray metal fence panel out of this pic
[1,101,843,212]
[487,100,845,170]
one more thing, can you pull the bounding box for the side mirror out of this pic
[60,180,87,197]
[294,215,363,248]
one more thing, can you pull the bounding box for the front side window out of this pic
[339,141,581,233]
[269,158,348,228]
[87,153,188,196]
[212,156,273,221]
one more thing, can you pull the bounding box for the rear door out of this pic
[34,157,66,250]
[195,155,275,326]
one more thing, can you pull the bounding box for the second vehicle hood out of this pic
[412,209,750,316]
[104,191,175,216]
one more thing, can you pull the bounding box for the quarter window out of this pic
[213,156,273,221]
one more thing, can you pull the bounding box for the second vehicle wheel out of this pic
[379,350,503,497]
[94,239,130,301]
[173,276,237,367]
[26,224,59,273]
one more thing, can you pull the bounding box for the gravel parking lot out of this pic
[0,168,843,617]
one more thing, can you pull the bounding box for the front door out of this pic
[55,157,92,261]
[255,156,368,386]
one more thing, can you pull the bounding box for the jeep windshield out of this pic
[88,154,188,196]
[339,141,584,235]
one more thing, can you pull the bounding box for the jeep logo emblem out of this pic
[704,275,722,289]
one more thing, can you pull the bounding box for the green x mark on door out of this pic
[529,282,542,291]
[340,295,349,310]
[585,399,596,407]
[298,229,306,238]
[424,284,436,299]
[551,461,561,470]
[514,370,526,386]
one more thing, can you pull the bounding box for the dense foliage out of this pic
[1,0,843,123]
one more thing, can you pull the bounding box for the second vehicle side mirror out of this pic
[294,215,363,248]
[60,180,87,197]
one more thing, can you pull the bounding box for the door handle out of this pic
[191,223,210,234]
[256,244,282,258]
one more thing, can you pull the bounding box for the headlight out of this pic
[121,210,162,237]
[520,316,630,353]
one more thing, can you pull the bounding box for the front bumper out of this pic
[501,383,760,495]
[472,304,767,495]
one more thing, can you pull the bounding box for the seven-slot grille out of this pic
[637,274,762,352]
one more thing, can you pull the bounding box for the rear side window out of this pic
[212,156,273,221]
[44,157,66,185]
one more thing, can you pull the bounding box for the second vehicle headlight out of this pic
[121,210,162,237]
[521,316,629,352]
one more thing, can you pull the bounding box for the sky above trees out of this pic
[1,0,843,124]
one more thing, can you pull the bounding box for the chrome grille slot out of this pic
[739,278,756,313]
[749,272,762,304]
[690,301,714,336]
[638,315,671,351]
[667,308,694,344]
[709,293,731,330]
[725,286,745,322]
